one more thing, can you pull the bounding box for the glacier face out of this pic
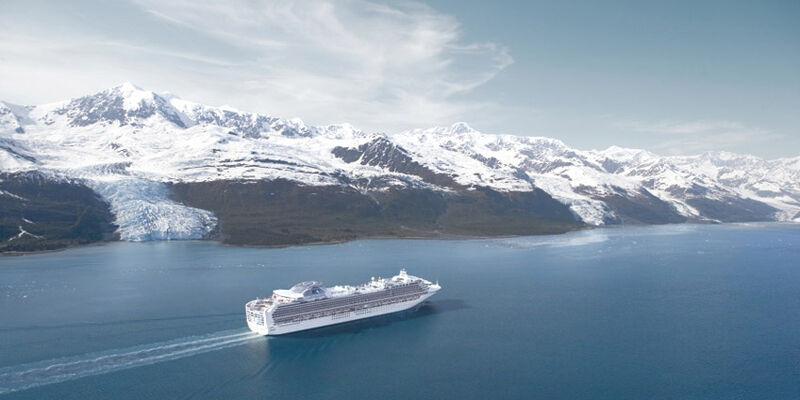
[86,178,216,241]
[1,83,798,242]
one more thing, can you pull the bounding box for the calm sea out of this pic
[1,224,799,399]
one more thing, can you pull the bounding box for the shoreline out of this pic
[220,229,586,249]
[5,221,799,256]
[1,226,588,255]
[0,240,115,257]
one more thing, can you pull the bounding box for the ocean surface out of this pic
[1,223,799,399]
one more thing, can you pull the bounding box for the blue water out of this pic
[1,224,799,399]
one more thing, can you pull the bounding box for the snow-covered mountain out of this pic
[1,83,798,243]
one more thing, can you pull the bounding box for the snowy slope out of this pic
[1,83,798,240]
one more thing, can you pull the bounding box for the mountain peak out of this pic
[601,145,655,160]
[700,150,750,161]
[114,82,144,92]
[52,82,187,128]
[108,83,159,112]
[449,122,475,134]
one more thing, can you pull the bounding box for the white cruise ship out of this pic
[245,269,441,335]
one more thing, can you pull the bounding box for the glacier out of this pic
[85,178,216,241]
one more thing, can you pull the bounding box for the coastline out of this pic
[1,225,587,255]
[6,221,800,256]
[0,240,116,257]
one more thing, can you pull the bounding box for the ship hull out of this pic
[248,290,437,336]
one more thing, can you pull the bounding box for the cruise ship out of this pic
[245,269,441,335]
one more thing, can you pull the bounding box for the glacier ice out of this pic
[86,178,216,241]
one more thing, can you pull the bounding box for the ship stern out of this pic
[245,300,271,335]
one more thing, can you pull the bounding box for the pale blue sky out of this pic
[1,0,797,157]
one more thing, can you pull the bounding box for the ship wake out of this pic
[0,329,260,395]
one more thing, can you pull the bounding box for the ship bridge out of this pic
[273,281,327,302]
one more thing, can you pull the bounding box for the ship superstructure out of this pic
[245,269,440,335]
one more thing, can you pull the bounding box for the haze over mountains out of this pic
[1,83,798,251]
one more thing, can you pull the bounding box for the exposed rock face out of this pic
[0,171,118,252]
[333,137,459,188]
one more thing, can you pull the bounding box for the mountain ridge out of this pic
[1,83,798,250]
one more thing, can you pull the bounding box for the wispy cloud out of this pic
[620,120,745,135]
[614,119,782,155]
[0,0,512,133]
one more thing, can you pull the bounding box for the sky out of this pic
[0,0,798,158]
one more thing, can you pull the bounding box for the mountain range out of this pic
[2,83,798,251]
